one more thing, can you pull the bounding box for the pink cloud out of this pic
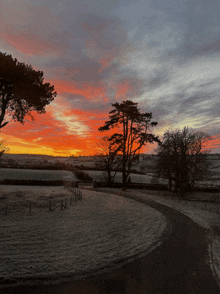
[1,32,61,56]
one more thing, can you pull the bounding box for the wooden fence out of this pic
[0,188,82,216]
[78,181,94,187]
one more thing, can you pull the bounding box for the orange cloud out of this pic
[115,81,131,100]
[2,1,61,56]
[205,135,220,150]
[99,56,113,73]
[51,80,109,102]
[3,106,220,156]
[2,32,61,56]
[1,106,109,156]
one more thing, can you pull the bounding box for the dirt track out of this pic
[2,191,220,294]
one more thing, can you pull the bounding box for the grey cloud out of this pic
[146,72,170,91]
[203,100,220,118]
[143,101,175,125]
[61,93,110,114]
[171,0,220,58]
[45,55,102,82]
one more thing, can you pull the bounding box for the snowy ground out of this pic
[1,183,220,289]
[83,170,168,184]
[0,187,169,287]
[83,169,220,188]
[0,185,75,211]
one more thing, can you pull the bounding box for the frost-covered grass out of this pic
[0,188,168,287]
[0,185,74,211]
[83,170,167,184]
[83,169,220,187]
[0,168,77,181]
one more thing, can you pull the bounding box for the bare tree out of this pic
[0,140,9,166]
[95,136,120,185]
[155,127,210,194]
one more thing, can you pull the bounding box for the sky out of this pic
[1,0,220,156]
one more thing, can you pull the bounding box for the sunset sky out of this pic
[1,0,220,156]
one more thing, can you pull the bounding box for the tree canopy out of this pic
[98,100,160,185]
[155,127,210,193]
[0,52,56,129]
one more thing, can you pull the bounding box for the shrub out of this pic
[74,170,93,181]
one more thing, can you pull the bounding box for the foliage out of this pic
[98,100,160,185]
[0,52,56,129]
[74,170,93,181]
[155,127,210,194]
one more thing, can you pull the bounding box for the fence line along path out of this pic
[0,187,82,217]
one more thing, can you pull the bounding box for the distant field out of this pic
[83,170,168,185]
[0,166,219,190]
[83,169,220,188]
[1,153,219,188]
[0,169,77,182]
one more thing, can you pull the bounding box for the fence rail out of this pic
[78,181,94,187]
[0,188,82,217]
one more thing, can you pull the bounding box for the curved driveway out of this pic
[115,192,220,294]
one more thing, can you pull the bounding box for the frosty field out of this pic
[0,168,77,182]
[83,170,167,184]
[0,188,168,287]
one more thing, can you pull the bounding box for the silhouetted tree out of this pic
[0,139,9,166]
[0,52,56,129]
[155,127,210,194]
[99,100,160,186]
[95,136,120,185]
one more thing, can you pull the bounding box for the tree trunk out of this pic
[169,177,172,191]
[122,150,127,187]
[122,168,127,188]
[107,170,111,186]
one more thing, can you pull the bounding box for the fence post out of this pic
[29,202,31,213]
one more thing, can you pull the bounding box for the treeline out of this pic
[0,159,75,171]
